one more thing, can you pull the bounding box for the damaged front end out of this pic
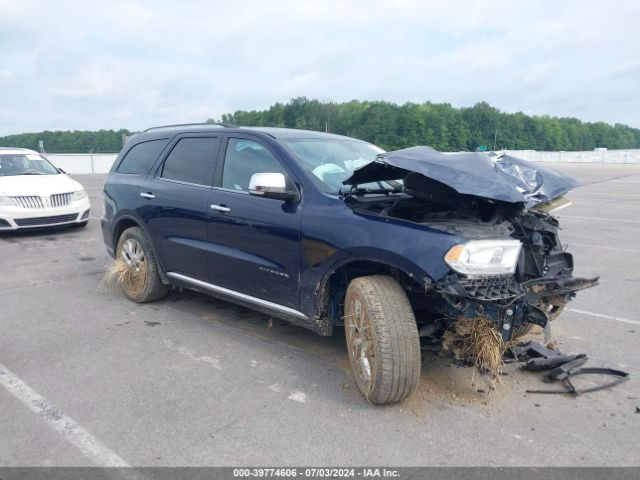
[343,146,599,343]
[429,208,598,343]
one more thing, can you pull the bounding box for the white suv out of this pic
[0,147,91,230]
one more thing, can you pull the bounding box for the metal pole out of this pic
[90,154,95,174]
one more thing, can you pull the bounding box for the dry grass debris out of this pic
[100,258,146,293]
[442,315,511,377]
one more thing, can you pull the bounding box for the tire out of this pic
[115,226,169,303]
[343,275,421,404]
[512,296,568,339]
[512,323,536,338]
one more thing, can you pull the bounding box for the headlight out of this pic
[72,189,88,201]
[444,240,522,277]
[0,196,15,206]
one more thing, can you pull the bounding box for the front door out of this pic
[206,136,301,309]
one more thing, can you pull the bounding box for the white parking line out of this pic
[0,362,131,467]
[571,192,640,197]
[567,308,640,326]
[559,215,640,225]
[288,391,308,403]
[565,242,640,254]
[163,339,221,369]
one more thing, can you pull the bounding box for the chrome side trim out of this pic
[210,204,231,212]
[167,272,308,321]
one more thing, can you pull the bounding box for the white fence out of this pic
[503,149,640,163]
[45,148,640,175]
[46,153,118,174]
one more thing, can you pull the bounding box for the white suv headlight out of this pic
[444,240,522,277]
[0,196,15,206]
[72,189,88,201]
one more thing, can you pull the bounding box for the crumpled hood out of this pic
[343,146,579,206]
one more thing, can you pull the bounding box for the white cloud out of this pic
[0,0,639,135]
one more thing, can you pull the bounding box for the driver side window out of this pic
[221,139,285,191]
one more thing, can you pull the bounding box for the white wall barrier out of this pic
[44,148,640,175]
[503,149,640,163]
[46,154,118,174]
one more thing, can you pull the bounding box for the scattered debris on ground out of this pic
[436,322,630,400]
[509,341,630,395]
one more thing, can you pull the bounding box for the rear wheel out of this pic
[343,275,421,404]
[115,226,169,303]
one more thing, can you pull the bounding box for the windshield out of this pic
[279,138,392,193]
[0,154,60,176]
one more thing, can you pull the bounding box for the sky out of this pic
[1,0,639,136]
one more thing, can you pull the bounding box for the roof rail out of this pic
[143,122,238,132]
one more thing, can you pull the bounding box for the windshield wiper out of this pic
[347,186,401,196]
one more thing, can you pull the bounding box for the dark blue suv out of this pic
[102,124,597,404]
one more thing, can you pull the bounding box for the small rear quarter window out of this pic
[117,139,169,174]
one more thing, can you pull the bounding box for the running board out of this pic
[166,272,309,321]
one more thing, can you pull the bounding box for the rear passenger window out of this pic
[160,137,219,186]
[117,139,168,174]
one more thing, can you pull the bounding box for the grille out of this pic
[11,193,73,209]
[523,247,541,277]
[12,196,44,208]
[51,193,73,207]
[14,214,78,227]
[460,275,521,300]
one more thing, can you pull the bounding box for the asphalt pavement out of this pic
[1,164,639,467]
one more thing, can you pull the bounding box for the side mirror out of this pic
[249,172,298,202]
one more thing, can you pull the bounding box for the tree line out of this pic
[1,98,639,153]
[220,98,640,152]
[0,129,130,153]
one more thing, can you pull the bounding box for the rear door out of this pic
[141,134,221,281]
[205,135,302,309]
[106,137,170,226]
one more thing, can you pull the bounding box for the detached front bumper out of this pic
[430,273,599,341]
[0,198,91,230]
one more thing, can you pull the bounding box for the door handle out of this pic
[140,192,155,199]
[210,204,230,212]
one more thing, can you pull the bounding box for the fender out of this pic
[108,211,171,285]
[299,247,442,335]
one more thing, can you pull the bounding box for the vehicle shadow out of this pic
[0,223,87,240]
[157,287,511,411]
[164,288,347,360]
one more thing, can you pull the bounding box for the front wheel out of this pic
[343,275,421,404]
[512,295,568,338]
[115,226,169,303]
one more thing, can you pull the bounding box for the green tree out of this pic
[3,99,639,153]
